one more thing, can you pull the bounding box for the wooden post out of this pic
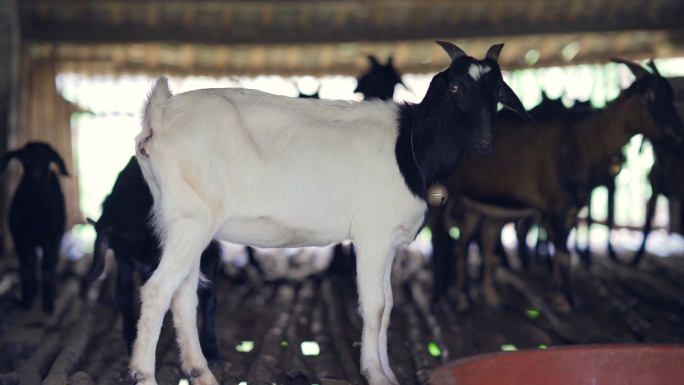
[0,0,19,260]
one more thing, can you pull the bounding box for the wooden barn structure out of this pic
[1,1,684,384]
[2,0,684,235]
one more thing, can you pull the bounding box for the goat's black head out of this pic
[355,56,407,101]
[528,92,566,120]
[611,57,684,143]
[0,142,69,183]
[434,41,530,156]
[298,91,320,99]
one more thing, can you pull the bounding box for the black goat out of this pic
[87,157,221,364]
[354,55,406,100]
[297,90,320,99]
[0,142,68,313]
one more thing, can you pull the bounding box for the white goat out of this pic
[130,41,529,385]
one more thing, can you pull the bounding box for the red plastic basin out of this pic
[430,345,684,385]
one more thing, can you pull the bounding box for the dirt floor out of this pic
[1,247,684,385]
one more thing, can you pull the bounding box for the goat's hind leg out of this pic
[129,219,216,385]
[15,239,37,310]
[547,213,575,313]
[171,261,217,384]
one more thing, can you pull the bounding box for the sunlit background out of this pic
[58,57,684,259]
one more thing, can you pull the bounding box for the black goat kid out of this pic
[87,157,221,364]
[355,56,406,100]
[0,142,69,313]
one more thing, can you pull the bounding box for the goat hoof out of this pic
[129,370,144,382]
[550,294,572,314]
[483,288,502,309]
[362,368,394,385]
[455,292,471,313]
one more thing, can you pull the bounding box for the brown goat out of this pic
[633,77,684,265]
[633,140,684,265]
[432,59,684,312]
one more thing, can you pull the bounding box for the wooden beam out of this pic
[20,15,683,46]
[17,0,559,5]
[0,0,20,259]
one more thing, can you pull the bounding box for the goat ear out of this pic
[367,55,380,67]
[610,57,650,80]
[485,43,504,61]
[499,82,534,122]
[435,41,467,62]
[48,148,69,176]
[0,150,21,173]
[646,59,661,76]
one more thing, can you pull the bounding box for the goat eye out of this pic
[498,88,505,98]
[449,85,459,93]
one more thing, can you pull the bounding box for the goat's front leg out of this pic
[453,211,480,312]
[15,239,37,310]
[41,236,60,314]
[548,212,575,313]
[479,217,505,308]
[605,179,617,262]
[115,255,138,354]
[515,217,533,269]
[356,240,399,385]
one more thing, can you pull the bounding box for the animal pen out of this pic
[1,1,684,384]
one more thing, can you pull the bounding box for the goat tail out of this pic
[87,227,112,282]
[136,76,172,159]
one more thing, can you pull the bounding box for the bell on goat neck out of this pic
[427,183,449,206]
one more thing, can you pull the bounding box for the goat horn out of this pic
[485,43,505,61]
[435,41,467,61]
[646,59,661,76]
[610,57,650,79]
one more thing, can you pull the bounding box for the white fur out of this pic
[468,64,491,81]
[130,77,426,385]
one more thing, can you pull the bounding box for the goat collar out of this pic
[411,123,449,206]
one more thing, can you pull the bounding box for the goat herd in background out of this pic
[0,41,682,385]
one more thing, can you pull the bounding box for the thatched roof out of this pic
[19,0,684,76]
